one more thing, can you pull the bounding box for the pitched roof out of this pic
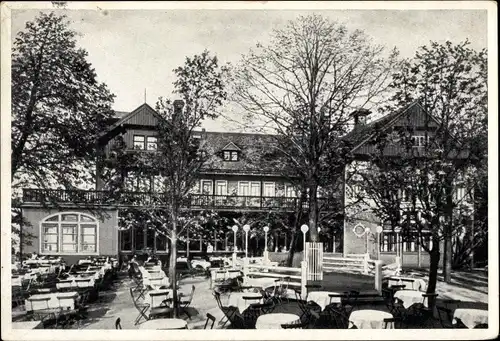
[200,131,282,175]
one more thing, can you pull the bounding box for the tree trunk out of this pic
[308,185,319,241]
[286,228,297,267]
[286,195,305,267]
[426,232,441,310]
[443,181,454,283]
[169,211,178,318]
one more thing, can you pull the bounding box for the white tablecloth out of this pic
[307,291,341,310]
[387,277,427,292]
[228,292,263,313]
[25,292,79,311]
[256,313,300,329]
[453,308,488,329]
[56,276,95,289]
[244,277,276,290]
[145,289,172,308]
[350,310,394,329]
[139,318,187,329]
[393,290,425,309]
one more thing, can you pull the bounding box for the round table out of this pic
[139,318,187,330]
[393,290,425,309]
[453,308,488,329]
[244,277,276,290]
[307,291,341,311]
[255,313,299,329]
[349,310,394,329]
[228,292,262,313]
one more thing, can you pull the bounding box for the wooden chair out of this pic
[130,287,150,325]
[204,313,216,329]
[115,317,122,329]
[383,317,403,329]
[436,306,455,328]
[178,285,195,319]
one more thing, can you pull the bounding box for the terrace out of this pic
[11,255,489,331]
[22,188,335,212]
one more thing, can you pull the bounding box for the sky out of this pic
[10,5,488,132]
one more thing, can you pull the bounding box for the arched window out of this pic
[40,213,99,255]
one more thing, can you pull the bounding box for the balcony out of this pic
[22,189,332,212]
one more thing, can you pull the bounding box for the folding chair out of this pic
[204,313,216,329]
[383,317,403,329]
[322,305,350,329]
[178,285,195,319]
[130,287,150,325]
[436,306,455,328]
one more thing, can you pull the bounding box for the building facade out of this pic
[20,101,473,267]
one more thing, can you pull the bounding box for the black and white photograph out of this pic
[1,1,497,340]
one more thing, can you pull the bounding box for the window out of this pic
[238,181,260,196]
[153,175,165,193]
[239,182,249,196]
[146,136,157,150]
[411,135,430,147]
[223,151,239,161]
[379,230,431,252]
[264,182,275,197]
[133,135,145,150]
[120,229,132,251]
[40,213,98,254]
[201,180,213,195]
[250,182,260,196]
[285,185,297,198]
[215,180,227,195]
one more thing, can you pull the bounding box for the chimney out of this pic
[173,100,185,115]
[351,108,371,127]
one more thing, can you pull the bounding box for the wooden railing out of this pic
[22,189,330,211]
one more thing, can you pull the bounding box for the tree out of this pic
[351,40,487,295]
[112,50,229,316]
[233,14,398,243]
[11,12,115,251]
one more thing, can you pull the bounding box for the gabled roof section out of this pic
[221,141,241,151]
[347,101,439,154]
[99,103,163,142]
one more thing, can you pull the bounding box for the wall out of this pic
[22,207,119,265]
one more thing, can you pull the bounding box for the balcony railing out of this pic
[22,189,332,211]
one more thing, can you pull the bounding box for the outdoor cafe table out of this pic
[387,276,427,292]
[25,292,79,311]
[56,276,95,290]
[307,291,341,310]
[228,292,263,313]
[453,308,488,329]
[349,310,394,329]
[244,277,276,291]
[146,289,172,308]
[139,318,188,329]
[209,268,241,288]
[256,313,300,329]
[393,290,426,309]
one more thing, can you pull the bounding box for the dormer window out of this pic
[221,141,241,162]
[224,151,239,161]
